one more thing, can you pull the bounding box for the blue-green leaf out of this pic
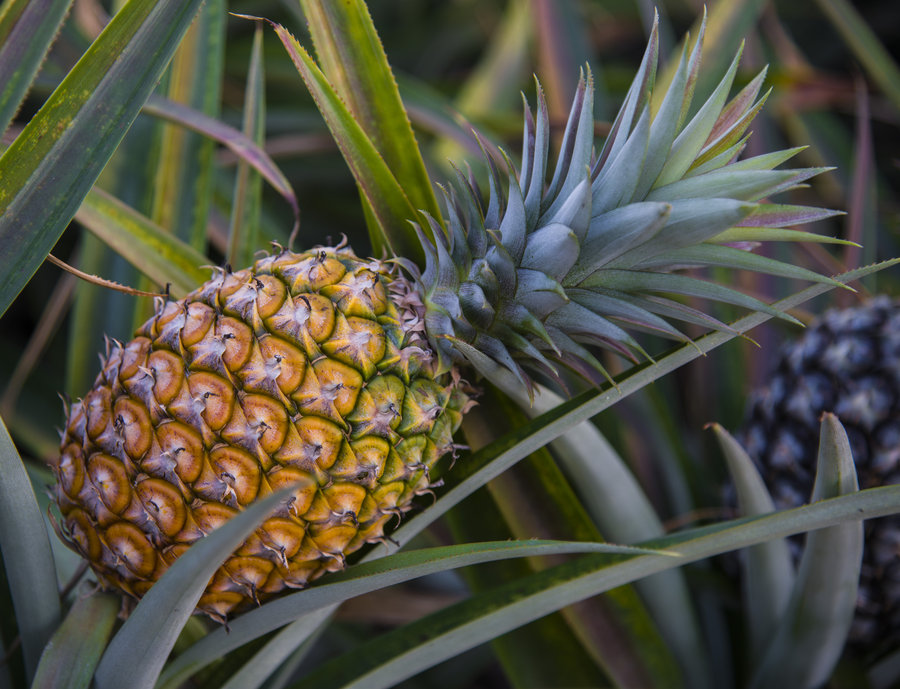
[711,423,794,661]
[0,415,61,682]
[750,414,864,689]
[269,19,421,261]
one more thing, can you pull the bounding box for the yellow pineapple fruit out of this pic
[52,246,470,621]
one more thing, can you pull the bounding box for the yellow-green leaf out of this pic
[75,188,211,297]
[0,0,208,318]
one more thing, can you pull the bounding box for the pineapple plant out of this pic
[0,1,898,689]
[46,10,854,622]
[741,296,900,652]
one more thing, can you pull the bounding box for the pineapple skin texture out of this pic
[50,247,469,620]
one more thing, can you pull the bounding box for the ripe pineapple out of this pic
[741,297,900,651]
[49,22,842,621]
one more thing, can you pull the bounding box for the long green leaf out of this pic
[712,227,855,246]
[287,486,900,689]
[30,592,119,689]
[750,414,864,689]
[584,270,803,325]
[156,539,657,689]
[74,187,212,296]
[148,0,224,250]
[94,489,294,689]
[298,0,442,252]
[0,0,74,136]
[443,490,609,689]
[268,19,422,260]
[0,415,61,683]
[227,24,266,268]
[0,0,207,318]
[633,244,848,289]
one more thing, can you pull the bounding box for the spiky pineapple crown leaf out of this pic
[406,18,843,395]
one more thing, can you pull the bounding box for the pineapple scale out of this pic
[50,246,470,621]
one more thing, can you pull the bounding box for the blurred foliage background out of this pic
[1,0,898,687]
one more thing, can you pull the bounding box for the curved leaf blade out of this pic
[0,414,61,682]
[711,423,794,661]
[441,489,610,689]
[711,227,855,246]
[633,244,849,290]
[513,385,711,689]
[750,414,864,689]
[0,0,207,318]
[267,19,422,261]
[156,539,656,689]
[298,0,441,227]
[141,95,297,232]
[75,188,212,296]
[94,489,294,689]
[463,400,683,689]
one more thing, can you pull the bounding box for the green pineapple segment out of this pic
[413,17,841,394]
[50,246,470,621]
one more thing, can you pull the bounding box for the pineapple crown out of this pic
[405,16,843,396]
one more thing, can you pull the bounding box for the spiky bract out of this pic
[413,18,841,395]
